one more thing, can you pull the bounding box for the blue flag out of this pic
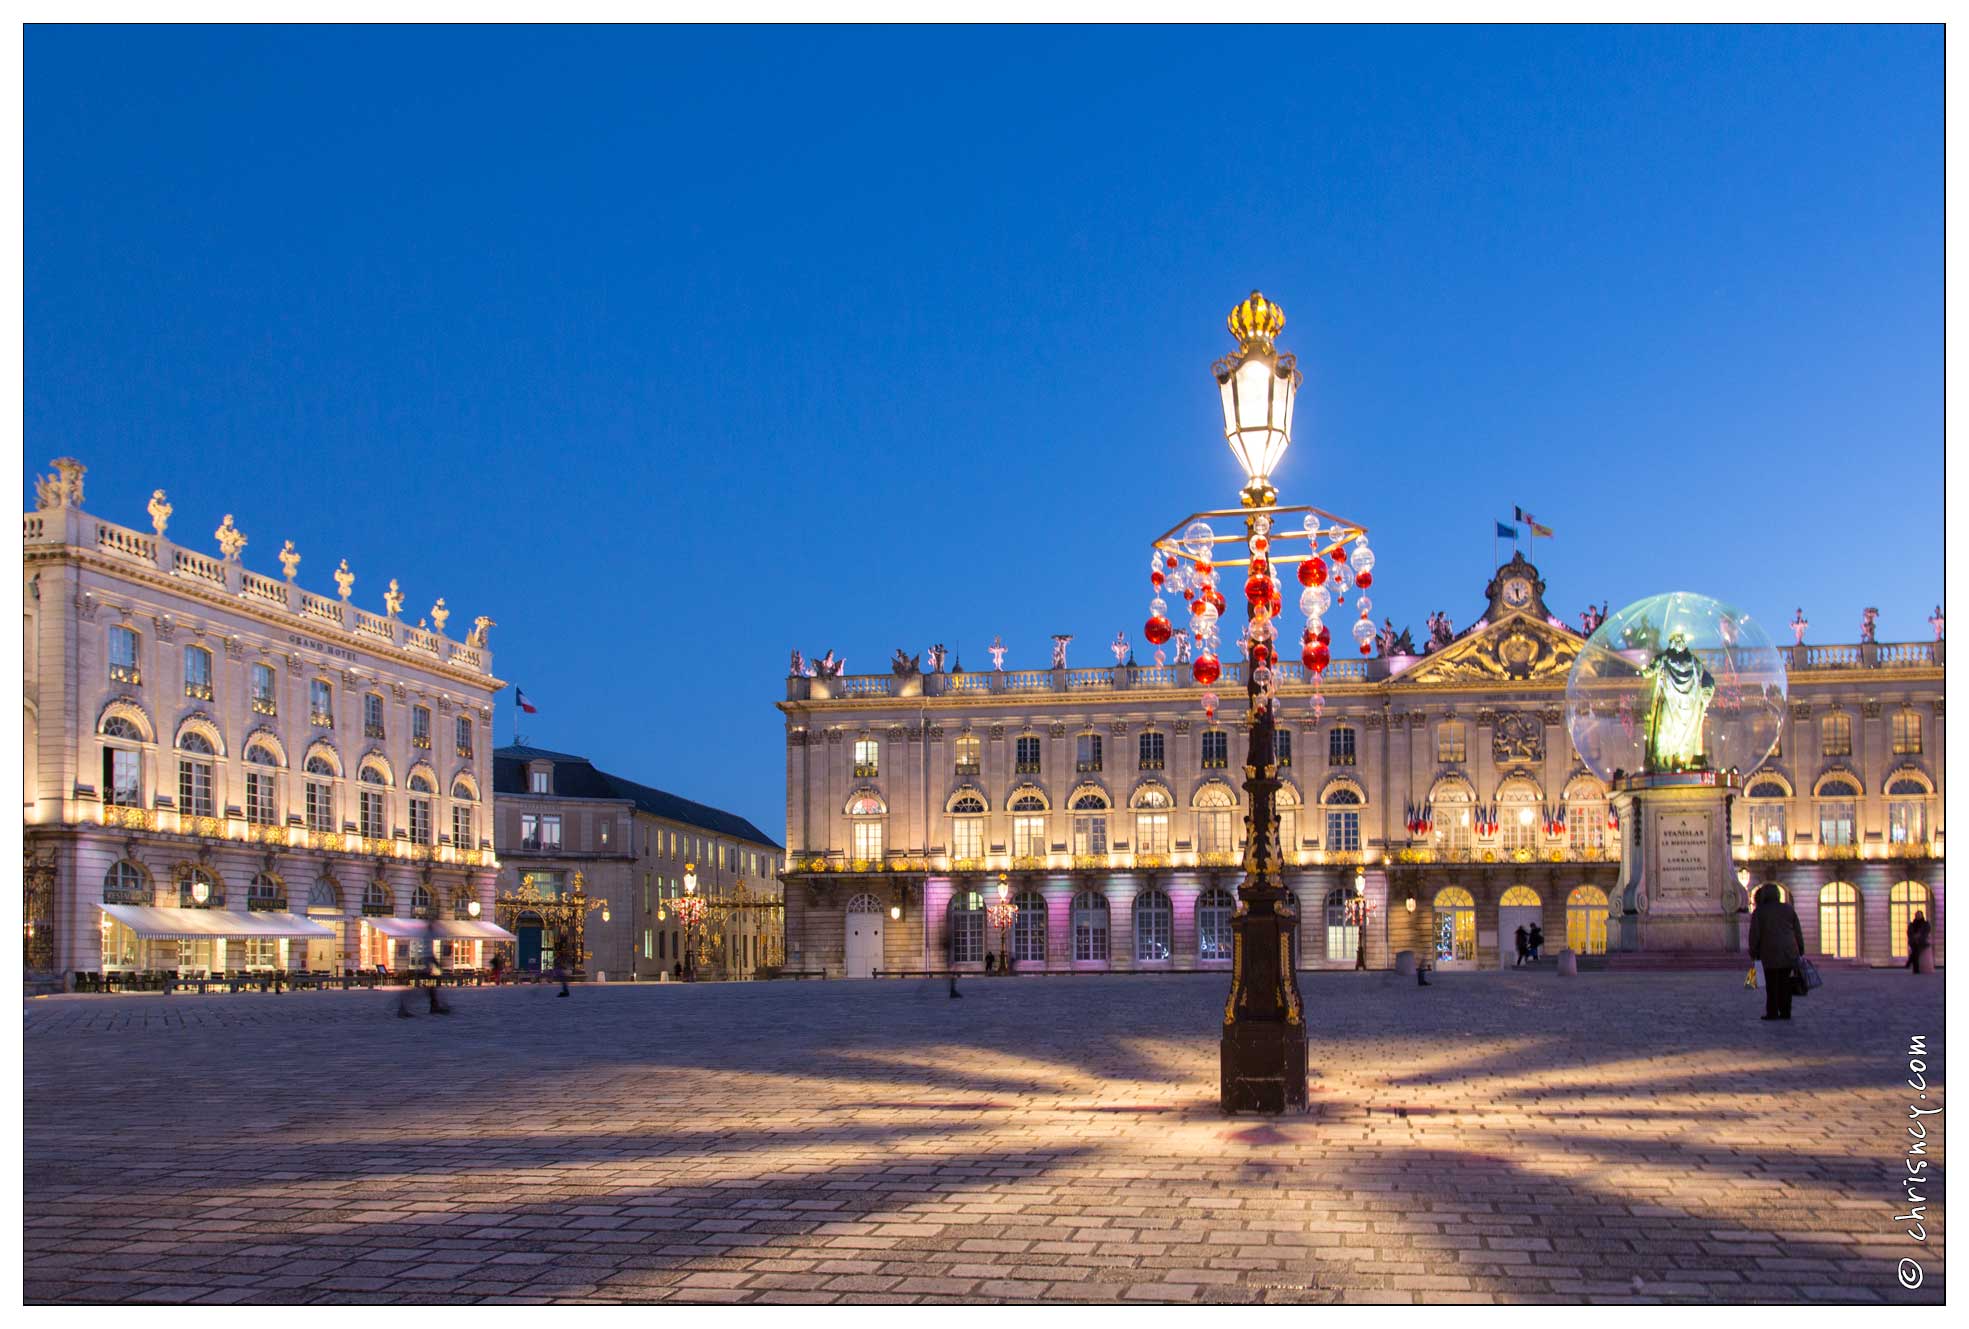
[1495,521,1517,539]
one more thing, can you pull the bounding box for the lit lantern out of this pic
[1214,291,1300,491]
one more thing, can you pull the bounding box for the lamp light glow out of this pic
[1214,291,1300,490]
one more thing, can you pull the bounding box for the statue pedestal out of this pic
[1610,771,1742,954]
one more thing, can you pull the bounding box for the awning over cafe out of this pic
[97,904,337,940]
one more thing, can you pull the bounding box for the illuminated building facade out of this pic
[22,459,506,986]
[779,554,1943,975]
[492,745,783,979]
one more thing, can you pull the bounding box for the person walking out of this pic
[1747,884,1805,1021]
[1527,923,1545,962]
[984,951,997,976]
[1513,924,1530,968]
[1907,910,1933,974]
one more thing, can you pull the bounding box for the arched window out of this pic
[1820,712,1852,758]
[1070,788,1110,857]
[412,884,434,918]
[179,867,221,909]
[1432,780,1474,854]
[847,791,886,861]
[1009,788,1048,858]
[362,881,393,916]
[948,791,986,862]
[177,731,216,819]
[1328,724,1357,766]
[1433,886,1475,963]
[304,754,338,833]
[357,767,389,839]
[1196,886,1234,962]
[1816,777,1859,847]
[1134,888,1173,962]
[100,716,145,809]
[1195,781,1238,855]
[1566,885,1609,955]
[248,873,284,912]
[407,772,434,846]
[101,715,144,740]
[451,778,477,849]
[1277,783,1301,860]
[1497,779,1541,853]
[1818,883,1860,958]
[103,860,149,905]
[1746,776,1790,848]
[1012,890,1047,963]
[948,889,984,963]
[1892,707,1923,755]
[845,892,883,914]
[1132,783,1173,855]
[308,877,341,912]
[1071,890,1109,962]
[236,742,278,827]
[1563,778,1607,854]
[1323,785,1362,853]
[1886,774,1932,846]
[1324,886,1358,962]
[1890,882,1931,959]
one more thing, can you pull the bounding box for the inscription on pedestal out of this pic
[1655,813,1711,908]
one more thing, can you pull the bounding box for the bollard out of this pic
[1556,949,1578,977]
[1393,950,1417,978]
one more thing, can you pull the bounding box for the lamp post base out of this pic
[1220,1019,1309,1114]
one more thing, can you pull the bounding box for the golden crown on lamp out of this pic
[1227,289,1286,348]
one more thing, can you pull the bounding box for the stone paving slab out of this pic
[23,969,1945,1304]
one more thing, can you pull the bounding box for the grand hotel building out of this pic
[779,555,1944,977]
[22,459,508,986]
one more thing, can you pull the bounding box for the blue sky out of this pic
[26,25,1941,836]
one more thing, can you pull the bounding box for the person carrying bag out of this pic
[1747,884,1806,1021]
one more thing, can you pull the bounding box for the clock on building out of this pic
[1482,553,1549,621]
[1502,577,1532,609]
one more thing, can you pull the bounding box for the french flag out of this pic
[516,688,538,715]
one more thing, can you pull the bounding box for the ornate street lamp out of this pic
[1144,291,1384,1114]
[672,863,707,981]
[1350,868,1373,972]
[985,873,1019,972]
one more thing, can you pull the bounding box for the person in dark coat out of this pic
[1527,923,1545,961]
[1513,924,1530,967]
[1747,884,1805,1020]
[1907,910,1932,974]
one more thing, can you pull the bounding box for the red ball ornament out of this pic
[1251,535,1269,554]
[1299,642,1320,669]
[1301,558,1327,587]
[1318,626,1331,645]
[1331,546,1347,563]
[1359,641,1373,656]
[1249,643,1273,668]
[1250,556,1269,578]
[1195,559,1213,575]
[1210,588,1227,614]
[1192,653,1221,686]
[1309,644,1330,672]
[1244,573,1269,604]
[1144,615,1173,645]
[1164,555,1178,570]
[1355,570,1372,588]
[1150,571,1164,588]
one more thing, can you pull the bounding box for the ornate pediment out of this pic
[1393,612,1583,687]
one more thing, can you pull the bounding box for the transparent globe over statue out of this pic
[1564,592,1788,784]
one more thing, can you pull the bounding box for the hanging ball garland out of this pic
[1298,556,1327,587]
[1145,613,1173,645]
[1192,652,1221,687]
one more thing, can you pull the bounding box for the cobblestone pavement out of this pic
[24,968,1945,1305]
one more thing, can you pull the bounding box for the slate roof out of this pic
[493,745,779,849]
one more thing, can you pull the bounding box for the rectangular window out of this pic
[178,759,214,818]
[1136,811,1169,855]
[1200,731,1228,769]
[600,821,610,848]
[643,873,652,913]
[1820,713,1851,758]
[953,734,980,776]
[104,748,142,807]
[1198,809,1234,854]
[1749,803,1786,847]
[1012,814,1047,858]
[408,798,432,846]
[456,716,473,758]
[1437,721,1466,764]
[1076,733,1103,772]
[853,739,879,778]
[1138,731,1165,770]
[364,693,386,739]
[643,928,653,960]
[541,814,562,849]
[251,663,277,715]
[452,803,474,848]
[951,816,984,860]
[1279,807,1298,856]
[108,626,140,684]
[1817,802,1856,847]
[183,646,213,701]
[851,819,883,860]
[310,679,334,726]
[521,813,540,850]
[1328,727,1357,766]
[360,790,387,839]
[412,706,432,749]
[1072,812,1108,857]
[246,771,277,826]
[305,780,335,832]
[1888,801,1926,845]
[1893,710,1922,755]
[1326,810,1361,852]
[1273,729,1292,768]
[1567,803,1606,853]
[530,769,550,794]
[1014,735,1042,774]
